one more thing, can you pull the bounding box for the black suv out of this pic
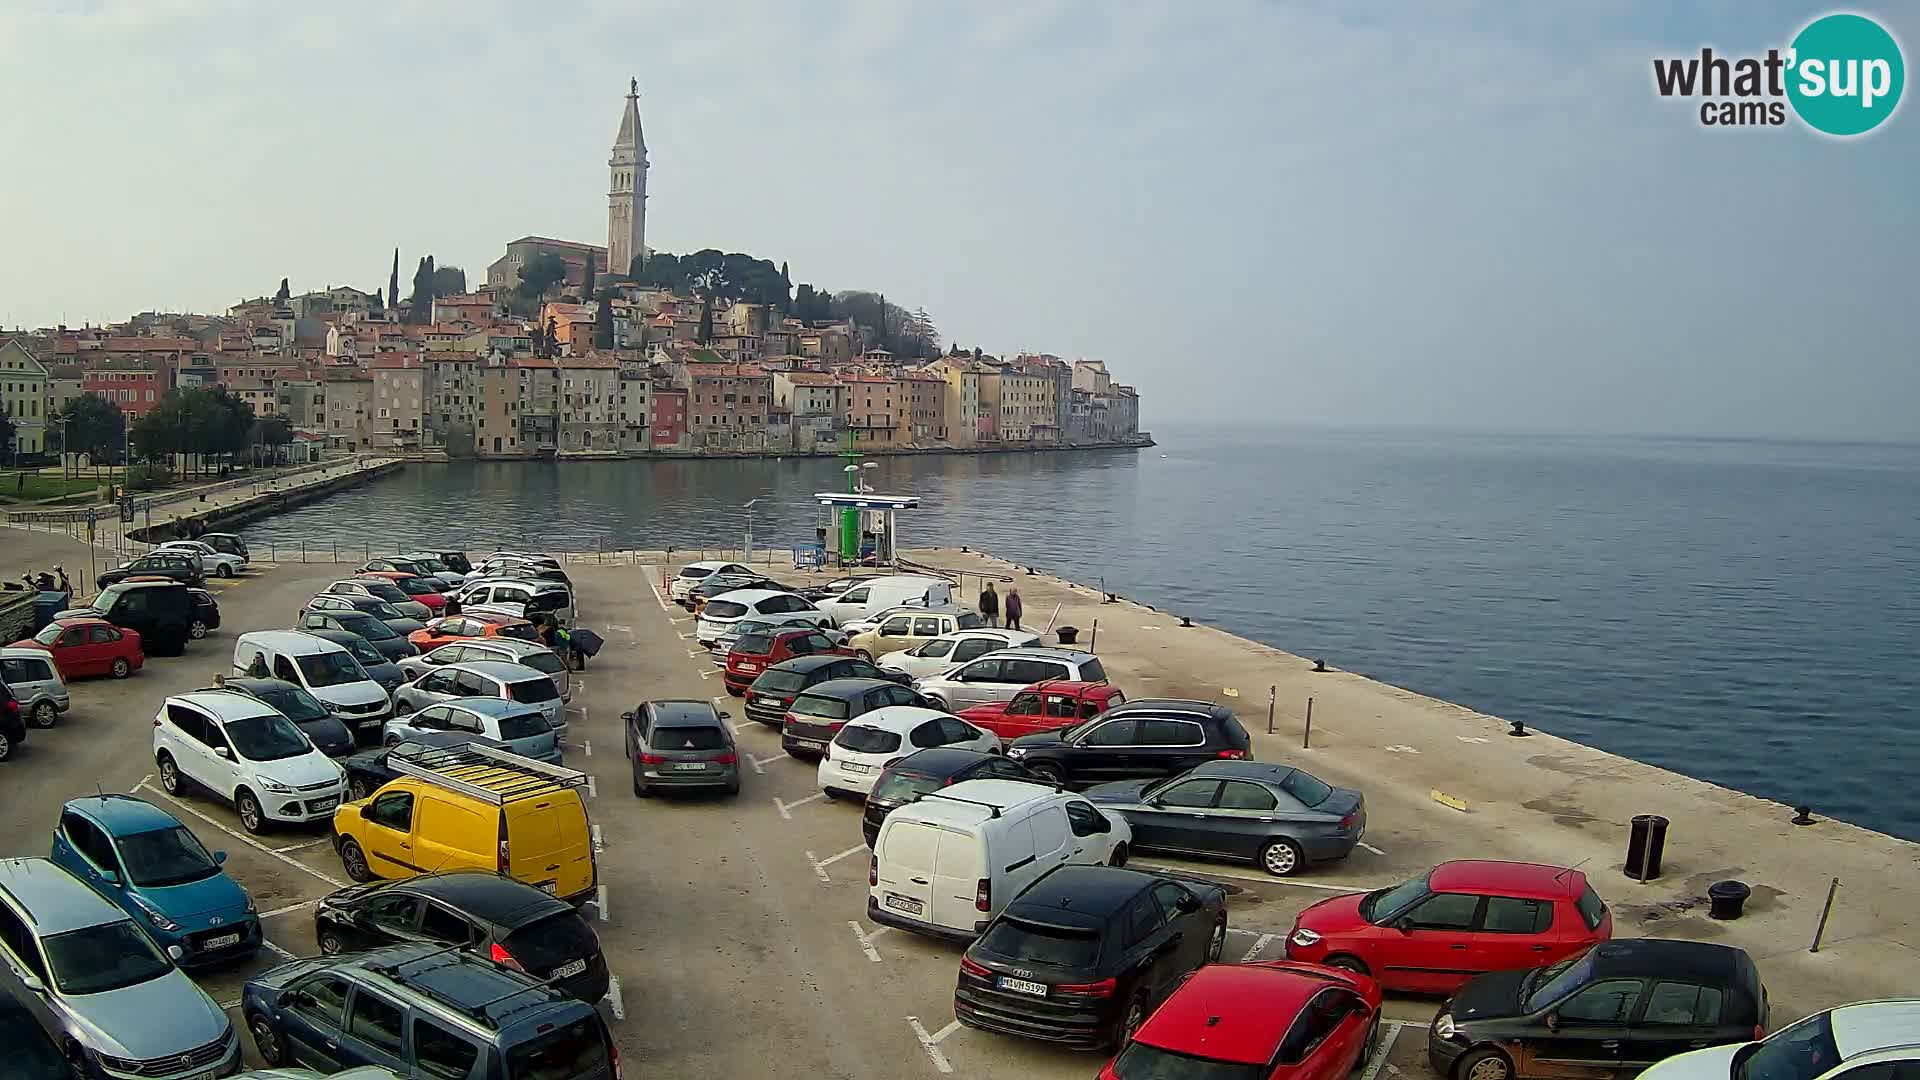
[69,579,196,655]
[313,871,608,1004]
[219,677,354,757]
[1005,698,1253,787]
[780,677,938,759]
[955,864,1228,1048]
[97,552,204,589]
[243,943,616,1080]
[863,748,1041,846]
[744,654,914,727]
[297,609,419,661]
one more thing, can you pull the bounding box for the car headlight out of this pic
[1290,927,1321,947]
[130,895,179,932]
[1006,747,1027,758]
[258,778,294,795]
[242,893,256,915]
[1435,1013,1457,1039]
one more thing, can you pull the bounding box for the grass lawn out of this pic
[0,472,108,503]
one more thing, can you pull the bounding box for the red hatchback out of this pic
[1100,961,1383,1080]
[724,627,849,695]
[1284,860,1611,995]
[957,680,1127,740]
[12,617,144,680]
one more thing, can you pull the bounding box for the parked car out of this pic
[321,579,431,620]
[669,560,755,605]
[330,741,594,902]
[152,689,350,834]
[398,551,471,583]
[844,605,996,660]
[869,780,1132,941]
[219,676,356,758]
[796,573,885,601]
[1637,999,1919,1080]
[622,699,740,797]
[473,554,570,586]
[188,586,222,639]
[394,660,565,739]
[1286,860,1613,993]
[1100,960,1384,1080]
[408,614,539,652]
[816,574,955,627]
[695,589,827,647]
[818,706,999,798]
[743,654,917,727]
[0,985,66,1080]
[0,647,68,729]
[311,871,608,1003]
[862,747,1042,846]
[685,575,784,617]
[340,732,509,802]
[97,552,204,589]
[301,593,425,637]
[1085,760,1365,877]
[1004,698,1251,787]
[707,613,848,657]
[299,627,406,695]
[396,638,572,702]
[70,579,195,655]
[240,944,615,1078]
[915,647,1108,712]
[233,631,393,738]
[12,616,143,680]
[198,532,250,563]
[782,678,938,759]
[1427,939,1768,1080]
[0,683,23,761]
[383,697,560,765]
[959,680,1127,741]
[52,794,260,966]
[954,864,1228,1048]
[356,571,448,613]
[876,628,1041,680]
[723,627,849,695]
[297,609,418,662]
[154,539,246,578]
[357,557,454,591]
[0,857,240,1080]
[453,577,575,625]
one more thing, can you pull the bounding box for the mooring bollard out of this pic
[1265,686,1277,735]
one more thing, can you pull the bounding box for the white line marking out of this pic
[1358,841,1386,855]
[746,752,779,775]
[646,578,673,613]
[810,844,865,882]
[138,783,346,888]
[906,1017,954,1074]
[1132,861,1372,893]
[775,792,826,820]
[687,650,705,659]
[868,926,893,939]
[607,624,633,634]
[678,632,693,640]
[136,773,152,791]
[591,824,604,855]
[259,899,321,919]
[273,837,330,853]
[583,739,592,758]
[262,937,297,961]
[220,997,242,1010]
[1384,744,1419,754]
[595,884,609,922]
[698,669,717,679]
[605,975,626,1021]
[729,720,752,735]
[1240,933,1277,962]
[850,920,883,962]
[586,775,597,799]
[1360,1021,1406,1080]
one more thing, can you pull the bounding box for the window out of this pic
[419,903,475,944]
[937,717,979,744]
[1483,896,1552,934]
[906,720,946,749]
[955,658,1002,682]
[1139,719,1205,746]
[0,657,50,684]
[1555,979,1642,1024]
[414,1017,481,1080]
[1575,884,1608,931]
[347,990,406,1055]
[950,638,997,662]
[1643,982,1724,1026]
[365,791,414,831]
[167,704,210,744]
[1080,719,1140,746]
[290,974,351,1029]
[1002,658,1065,684]
[1405,892,1481,930]
[61,813,120,872]
[1277,990,1361,1064]
[365,894,419,930]
[912,617,942,637]
[879,616,912,636]
[1217,781,1277,811]
[1159,780,1221,808]
[1123,894,1162,946]
[1065,802,1106,836]
[1279,769,1334,807]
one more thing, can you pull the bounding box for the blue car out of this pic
[51,795,260,967]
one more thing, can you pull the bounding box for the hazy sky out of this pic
[2,1,1914,438]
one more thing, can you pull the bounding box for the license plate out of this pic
[359,719,384,728]
[793,738,825,750]
[884,894,924,916]
[310,797,338,812]
[551,958,587,979]
[998,976,1048,997]
[840,761,872,774]
[538,882,558,896]
[204,933,241,950]
[672,762,707,771]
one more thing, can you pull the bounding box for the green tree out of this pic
[430,264,466,296]
[516,253,568,301]
[0,409,15,464]
[581,256,596,305]
[389,248,400,312]
[61,392,124,479]
[594,290,615,350]
[778,261,792,312]
[253,416,293,464]
[544,315,559,357]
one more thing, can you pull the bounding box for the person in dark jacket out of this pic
[1005,587,1024,632]
[979,582,1000,627]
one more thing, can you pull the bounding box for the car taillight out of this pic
[714,753,737,765]
[608,1038,621,1080]
[640,753,665,765]
[869,855,878,886]
[959,956,992,979]
[488,941,525,972]
[829,721,846,731]
[1754,1025,1767,1040]
[1056,977,1117,998]
[1339,810,1359,830]
[1216,748,1249,759]
[975,878,990,912]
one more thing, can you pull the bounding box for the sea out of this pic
[243,426,1920,841]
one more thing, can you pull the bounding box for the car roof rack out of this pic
[920,791,1003,818]
[385,742,589,804]
[364,945,550,1027]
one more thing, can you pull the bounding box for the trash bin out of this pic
[1707,880,1751,920]
[1056,626,1080,646]
[1624,814,1669,880]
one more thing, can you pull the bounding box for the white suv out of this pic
[912,647,1109,712]
[152,690,347,833]
[153,539,245,578]
[670,561,754,604]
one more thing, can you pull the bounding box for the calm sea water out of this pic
[246,427,1920,840]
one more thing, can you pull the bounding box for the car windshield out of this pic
[1524,948,1598,1011]
[337,613,398,640]
[978,917,1102,968]
[956,612,985,630]
[505,1017,609,1080]
[365,600,406,619]
[704,600,750,620]
[680,567,714,580]
[94,584,127,610]
[519,652,566,675]
[360,582,410,603]
[395,576,437,595]
[1280,769,1334,807]
[498,712,552,740]
[339,637,385,665]
[1739,1012,1840,1080]
[43,921,173,995]
[753,669,810,693]
[410,558,450,573]
[508,679,559,705]
[653,724,727,750]
[118,825,221,888]
[872,768,943,802]
[258,685,332,722]
[298,651,368,688]
[1360,872,1432,923]
[496,622,539,642]
[836,725,902,754]
[33,624,63,645]
[225,713,313,761]
[791,694,850,720]
[735,634,775,654]
[1110,1040,1266,1080]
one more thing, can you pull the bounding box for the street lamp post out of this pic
[743,498,759,561]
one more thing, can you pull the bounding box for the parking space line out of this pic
[595,884,609,922]
[849,920,884,962]
[645,578,673,613]
[809,844,865,882]
[906,1017,955,1074]
[262,938,297,961]
[607,624,633,635]
[137,783,346,888]
[586,775,597,799]
[1239,933,1277,962]
[273,838,330,854]
[1358,841,1386,855]
[1359,1021,1406,1080]
[746,752,781,775]
[698,669,717,679]
[1132,861,1371,893]
[775,792,825,820]
[591,824,604,855]
[260,899,321,919]
[605,976,626,1021]
[583,740,592,758]
[679,632,693,640]
[728,720,752,735]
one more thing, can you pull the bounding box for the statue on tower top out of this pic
[629,76,637,97]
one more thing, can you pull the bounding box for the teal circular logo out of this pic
[1788,13,1905,136]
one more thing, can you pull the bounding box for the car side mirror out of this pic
[1543,1012,1560,1033]
[620,710,635,723]
[1394,917,1414,934]
[717,711,732,721]
[213,850,227,865]
[215,747,233,760]
[1176,893,1200,914]
[19,973,45,995]
[98,869,121,887]
[166,944,185,962]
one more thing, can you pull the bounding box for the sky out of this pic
[1,1,1915,439]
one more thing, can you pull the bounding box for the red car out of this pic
[724,627,850,695]
[1100,961,1383,1080]
[358,570,448,613]
[12,617,144,680]
[957,680,1127,740]
[1284,860,1612,994]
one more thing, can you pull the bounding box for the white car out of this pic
[817,707,1000,797]
[694,589,829,647]
[876,629,1043,680]
[913,646,1109,712]
[1639,1000,1920,1080]
[669,561,755,604]
[152,689,347,833]
[153,539,245,577]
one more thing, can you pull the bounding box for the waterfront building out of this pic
[0,339,49,455]
[559,353,620,453]
[368,352,424,451]
[476,364,521,457]
[842,373,906,450]
[650,387,687,449]
[902,372,949,446]
[680,362,770,450]
[79,357,171,420]
[323,371,371,452]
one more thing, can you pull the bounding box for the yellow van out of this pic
[331,742,596,903]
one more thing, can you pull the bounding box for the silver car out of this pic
[708,614,850,657]
[623,700,740,796]
[320,579,431,621]
[393,660,566,740]
[0,858,238,1080]
[396,637,572,702]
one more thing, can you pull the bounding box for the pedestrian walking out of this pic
[979,581,1000,627]
[1005,587,1024,632]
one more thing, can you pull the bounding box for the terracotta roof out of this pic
[504,236,607,254]
[509,357,558,370]
[370,353,418,370]
[685,363,767,378]
[559,355,618,369]
[782,372,840,386]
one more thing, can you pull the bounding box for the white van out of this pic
[817,574,955,628]
[867,779,1130,942]
[231,631,392,737]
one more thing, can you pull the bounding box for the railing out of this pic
[4,454,392,526]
